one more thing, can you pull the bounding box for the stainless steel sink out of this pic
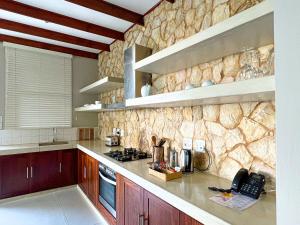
[39,141,69,146]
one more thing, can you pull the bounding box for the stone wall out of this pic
[97,0,276,183]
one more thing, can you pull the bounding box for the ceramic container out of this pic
[141,84,152,97]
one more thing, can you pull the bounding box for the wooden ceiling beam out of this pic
[0,0,124,40]
[0,34,99,59]
[0,19,110,52]
[66,0,144,26]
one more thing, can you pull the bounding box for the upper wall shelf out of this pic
[75,103,125,112]
[134,0,274,75]
[126,76,275,109]
[80,76,124,94]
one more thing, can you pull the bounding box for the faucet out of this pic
[53,128,57,143]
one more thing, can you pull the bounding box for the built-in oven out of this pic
[99,163,116,218]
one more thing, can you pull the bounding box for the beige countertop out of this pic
[77,140,276,225]
[0,141,77,156]
[0,140,276,225]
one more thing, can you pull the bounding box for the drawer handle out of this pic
[30,166,33,178]
[59,162,62,173]
[138,215,144,225]
[26,167,29,179]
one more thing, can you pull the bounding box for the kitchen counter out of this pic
[77,140,276,225]
[0,141,76,156]
[0,140,276,225]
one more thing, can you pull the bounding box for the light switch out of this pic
[183,138,192,150]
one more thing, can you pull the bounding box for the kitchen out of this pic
[0,0,298,225]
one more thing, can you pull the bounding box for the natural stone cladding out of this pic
[97,0,275,183]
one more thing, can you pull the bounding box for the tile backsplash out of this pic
[0,127,98,145]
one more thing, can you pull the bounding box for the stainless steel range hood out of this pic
[124,45,152,100]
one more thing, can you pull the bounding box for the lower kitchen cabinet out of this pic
[0,153,30,199]
[58,149,77,187]
[117,174,144,225]
[116,175,204,225]
[180,212,204,225]
[77,150,98,204]
[30,151,60,192]
[86,154,98,204]
[143,190,180,225]
[0,150,77,200]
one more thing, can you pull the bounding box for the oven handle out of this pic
[99,171,117,186]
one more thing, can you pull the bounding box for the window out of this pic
[4,44,72,128]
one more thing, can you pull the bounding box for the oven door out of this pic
[99,169,117,218]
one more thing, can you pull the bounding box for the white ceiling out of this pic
[0,0,162,54]
[105,0,161,14]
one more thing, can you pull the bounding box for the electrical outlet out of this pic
[120,129,124,137]
[195,140,205,152]
[183,138,192,150]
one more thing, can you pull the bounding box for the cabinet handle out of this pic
[84,166,86,179]
[138,215,144,225]
[30,166,33,178]
[59,162,62,173]
[26,167,29,179]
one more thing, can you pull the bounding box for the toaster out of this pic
[105,135,120,146]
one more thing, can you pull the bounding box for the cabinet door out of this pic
[30,151,59,193]
[144,190,179,225]
[180,212,204,225]
[117,175,144,225]
[78,150,88,193]
[87,154,98,205]
[0,154,30,199]
[58,149,77,187]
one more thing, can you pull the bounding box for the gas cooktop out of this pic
[104,148,151,162]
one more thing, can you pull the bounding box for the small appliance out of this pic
[105,135,119,146]
[180,149,192,172]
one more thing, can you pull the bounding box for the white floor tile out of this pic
[0,187,109,225]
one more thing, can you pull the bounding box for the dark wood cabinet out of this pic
[86,154,98,204]
[180,212,204,225]
[78,150,88,193]
[0,149,77,200]
[0,153,30,199]
[30,151,60,192]
[116,175,204,225]
[77,150,98,204]
[144,190,180,225]
[58,149,77,187]
[117,174,144,225]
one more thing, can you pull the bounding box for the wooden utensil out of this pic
[151,135,157,146]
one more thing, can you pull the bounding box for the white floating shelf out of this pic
[75,103,125,112]
[126,76,275,109]
[80,76,124,94]
[135,0,274,75]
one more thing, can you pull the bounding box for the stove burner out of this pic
[105,148,151,162]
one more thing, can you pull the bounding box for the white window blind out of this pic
[5,46,72,128]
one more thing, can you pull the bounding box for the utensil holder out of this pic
[153,146,164,162]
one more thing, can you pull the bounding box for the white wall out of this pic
[72,56,98,127]
[0,43,5,129]
[275,1,300,224]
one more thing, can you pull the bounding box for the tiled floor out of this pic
[0,187,109,225]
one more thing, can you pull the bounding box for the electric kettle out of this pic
[180,149,192,172]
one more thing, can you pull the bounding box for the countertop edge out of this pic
[0,142,77,156]
[77,143,231,225]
